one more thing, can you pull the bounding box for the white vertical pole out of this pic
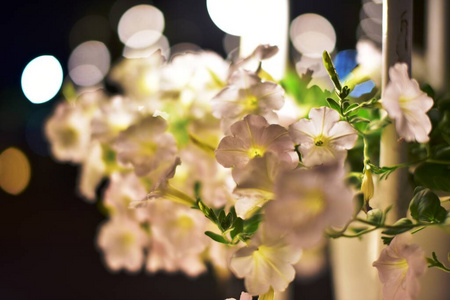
[378,0,412,222]
[239,0,289,80]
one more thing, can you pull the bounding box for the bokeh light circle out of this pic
[21,55,63,104]
[68,41,111,86]
[206,0,260,36]
[0,147,31,195]
[290,13,336,58]
[118,4,164,49]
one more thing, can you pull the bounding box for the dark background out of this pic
[0,1,425,299]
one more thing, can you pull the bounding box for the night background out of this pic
[0,1,426,299]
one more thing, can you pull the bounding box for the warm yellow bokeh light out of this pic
[68,41,111,86]
[0,147,31,195]
[118,4,164,49]
[21,55,63,104]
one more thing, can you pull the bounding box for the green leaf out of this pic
[410,187,447,223]
[344,103,359,114]
[414,163,450,192]
[326,97,341,113]
[204,231,228,244]
[382,218,413,235]
[221,211,234,230]
[322,51,342,92]
[381,236,394,245]
[244,214,262,235]
[230,218,244,239]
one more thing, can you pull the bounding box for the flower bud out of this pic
[361,169,374,202]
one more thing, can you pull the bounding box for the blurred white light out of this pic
[21,55,63,104]
[290,13,336,59]
[118,4,164,49]
[68,41,110,86]
[206,0,251,36]
[123,34,170,59]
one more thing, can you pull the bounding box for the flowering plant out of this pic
[45,10,450,300]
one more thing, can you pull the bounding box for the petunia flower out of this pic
[211,70,284,132]
[144,199,209,277]
[103,172,147,218]
[382,63,433,143]
[97,216,148,272]
[232,153,288,219]
[229,227,301,295]
[289,107,358,167]
[215,114,296,169]
[113,116,177,177]
[373,233,427,300]
[265,163,354,249]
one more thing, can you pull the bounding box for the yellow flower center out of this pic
[314,134,329,147]
[303,188,326,216]
[248,146,265,158]
[119,232,135,246]
[245,95,259,110]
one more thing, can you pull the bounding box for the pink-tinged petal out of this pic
[289,119,317,144]
[252,81,285,111]
[389,63,412,92]
[230,114,269,145]
[211,86,243,119]
[308,107,340,136]
[215,136,250,168]
[373,233,426,300]
[328,121,358,150]
[253,45,279,60]
[229,69,261,89]
[239,292,253,300]
[382,63,434,143]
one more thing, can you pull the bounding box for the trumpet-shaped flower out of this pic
[229,229,301,295]
[104,172,147,218]
[144,199,209,277]
[215,114,296,169]
[289,107,358,167]
[113,116,177,177]
[78,142,106,201]
[265,163,354,249]
[211,70,284,132]
[232,153,287,219]
[45,102,92,163]
[373,233,427,300]
[97,216,148,272]
[382,63,433,143]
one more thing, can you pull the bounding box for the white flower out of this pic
[265,163,354,249]
[211,70,284,132]
[45,102,92,163]
[144,199,210,277]
[78,142,106,201]
[97,216,148,272]
[232,153,286,219]
[373,233,427,300]
[382,63,433,143]
[113,116,177,177]
[215,114,296,169]
[230,229,301,295]
[289,107,358,166]
[103,172,147,218]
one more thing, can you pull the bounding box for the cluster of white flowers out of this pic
[45,41,435,299]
